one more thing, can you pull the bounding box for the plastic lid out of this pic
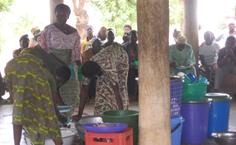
[182,98,210,104]
[170,76,182,80]
[206,93,232,101]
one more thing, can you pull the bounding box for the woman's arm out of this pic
[72,33,81,64]
[77,84,89,120]
[217,49,227,67]
[13,124,22,145]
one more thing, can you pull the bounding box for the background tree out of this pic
[0,0,14,12]
[90,0,137,36]
[72,0,89,39]
[0,0,14,53]
[90,0,183,36]
[169,0,184,30]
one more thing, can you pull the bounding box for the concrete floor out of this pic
[0,100,235,145]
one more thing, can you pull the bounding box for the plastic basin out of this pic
[102,110,139,145]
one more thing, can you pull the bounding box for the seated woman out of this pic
[215,36,236,92]
[169,35,196,75]
[13,34,29,58]
[199,31,220,89]
[199,31,220,68]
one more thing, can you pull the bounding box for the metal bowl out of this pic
[211,132,236,145]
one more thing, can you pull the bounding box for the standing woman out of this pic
[40,3,81,74]
[40,3,81,107]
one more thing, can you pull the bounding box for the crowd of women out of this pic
[0,2,235,145]
[169,21,236,92]
[0,3,138,145]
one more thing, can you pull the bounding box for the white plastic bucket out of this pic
[24,128,77,145]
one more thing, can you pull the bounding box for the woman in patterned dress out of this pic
[77,30,129,119]
[40,3,81,109]
[5,53,70,145]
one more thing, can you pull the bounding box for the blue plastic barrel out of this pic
[171,116,184,145]
[206,93,232,136]
[181,100,209,144]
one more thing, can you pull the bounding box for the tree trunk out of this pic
[50,0,64,23]
[183,0,199,60]
[137,0,171,145]
[72,0,89,39]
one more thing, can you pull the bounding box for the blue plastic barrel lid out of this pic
[206,93,232,101]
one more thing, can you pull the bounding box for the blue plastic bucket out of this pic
[206,93,232,136]
[181,100,209,144]
[171,116,184,145]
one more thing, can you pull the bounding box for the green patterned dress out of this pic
[5,53,61,145]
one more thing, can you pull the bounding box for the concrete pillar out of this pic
[50,0,64,23]
[183,0,199,60]
[137,0,171,145]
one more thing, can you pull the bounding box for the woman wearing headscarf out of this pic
[215,36,236,91]
[13,34,30,58]
[199,31,220,69]
[169,35,196,75]
[199,31,220,89]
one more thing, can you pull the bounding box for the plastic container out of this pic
[182,82,207,101]
[170,77,183,118]
[76,116,103,140]
[211,132,236,145]
[102,110,138,145]
[77,65,84,81]
[83,123,128,133]
[133,60,138,69]
[206,93,232,136]
[85,128,133,145]
[186,73,197,82]
[57,105,72,123]
[68,64,75,80]
[181,100,209,144]
[171,116,184,145]
[57,105,72,113]
[24,128,77,145]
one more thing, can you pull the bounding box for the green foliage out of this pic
[169,0,184,29]
[13,14,34,35]
[90,0,137,36]
[90,0,183,36]
[0,0,14,11]
[0,0,14,53]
